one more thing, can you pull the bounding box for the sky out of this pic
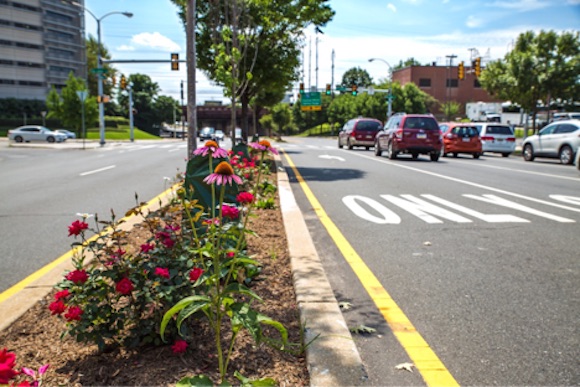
[83,0,580,104]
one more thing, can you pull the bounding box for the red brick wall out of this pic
[392,65,500,117]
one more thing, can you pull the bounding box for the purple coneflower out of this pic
[193,140,229,158]
[203,161,243,186]
[249,139,278,155]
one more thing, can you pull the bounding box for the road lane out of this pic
[280,137,579,386]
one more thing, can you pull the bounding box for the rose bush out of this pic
[49,140,286,384]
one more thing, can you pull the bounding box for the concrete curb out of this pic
[275,155,367,386]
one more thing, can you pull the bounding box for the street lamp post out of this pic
[368,58,393,119]
[84,9,133,146]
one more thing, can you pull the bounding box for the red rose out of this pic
[68,220,88,236]
[49,300,66,315]
[155,267,170,279]
[140,243,155,253]
[65,270,88,284]
[171,339,188,354]
[221,205,239,220]
[0,348,17,369]
[236,192,254,205]
[64,306,83,321]
[0,364,19,384]
[54,289,70,300]
[116,278,134,295]
[189,268,204,282]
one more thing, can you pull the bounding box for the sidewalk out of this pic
[0,149,366,386]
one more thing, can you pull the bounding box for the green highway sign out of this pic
[300,92,322,112]
[90,68,108,74]
[335,86,347,92]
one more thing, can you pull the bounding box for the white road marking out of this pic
[356,152,580,214]
[80,165,116,176]
[381,194,472,224]
[451,159,580,182]
[319,154,345,162]
[342,195,401,224]
[423,194,528,223]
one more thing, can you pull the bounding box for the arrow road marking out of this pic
[319,154,345,162]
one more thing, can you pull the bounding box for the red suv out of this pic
[374,113,442,161]
[338,117,383,150]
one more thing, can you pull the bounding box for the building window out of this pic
[473,79,481,88]
[0,59,14,65]
[15,42,42,49]
[46,10,73,24]
[18,80,44,86]
[49,65,75,74]
[17,61,43,68]
[446,79,458,88]
[14,22,42,31]
[12,2,40,12]
[419,78,431,87]
[0,79,16,85]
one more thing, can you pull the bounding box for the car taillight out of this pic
[506,137,515,142]
[481,136,494,141]
[395,129,403,139]
[350,131,356,137]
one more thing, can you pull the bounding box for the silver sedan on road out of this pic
[8,125,67,143]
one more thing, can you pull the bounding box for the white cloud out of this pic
[130,32,181,52]
[466,15,483,28]
[387,3,397,12]
[486,0,551,11]
[117,45,135,52]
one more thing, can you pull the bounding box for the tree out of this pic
[340,67,372,89]
[441,101,461,121]
[45,72,98,135]
[86,35,119,108]
[480,30,580,130]
[117,74,162,134]
[392,57,423,71]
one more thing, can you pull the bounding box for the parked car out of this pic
[472,123,516,157]
[522,119,580,164]
[338,117,383,150]
[551,112,580,122]
[198,127,216,141]
[374,113,442,161]
[214,130,225,141]
[54,129,76,139]
[8,125,67,143]
[439,122,482,158]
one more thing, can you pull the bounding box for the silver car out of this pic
[8,125,67,143]
[522,120,580,164]
[473,123,516,157]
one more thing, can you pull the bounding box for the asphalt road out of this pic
[0,139,197,293]
[279,137,580,386]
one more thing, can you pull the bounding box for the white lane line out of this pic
[451,159,580,181]
[80,165,116,176]
[355,152,580,214]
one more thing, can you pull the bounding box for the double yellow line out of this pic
[281,149,459,387]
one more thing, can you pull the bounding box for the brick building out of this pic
[392,65,500,117]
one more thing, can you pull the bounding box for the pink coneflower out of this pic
[203,162,243,186]
[249,139,278,155]
[193,140,229,158]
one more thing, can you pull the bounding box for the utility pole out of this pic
[308,36,312,90]
[186,0,197,155]
[331,49,335,135]
[445,54,457,120]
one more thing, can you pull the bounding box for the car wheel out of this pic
[523,144,534,161]
[14,136,23,143]
[411,153,418,160]
[502,153,510,157]
[559,145,573,165]
[453,153,458,158]
[388,142,397,159]
[347,139,354,150]
[338,139,343,149]
[47,136,55,143]
[374,141,382,156]
[366,146,370,150]
[430,152,440,162]
[473,153,480,159]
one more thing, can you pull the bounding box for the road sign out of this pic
[300,92,322,112]
[76,90,88,102]
[90,68,108,74]
[335,86,347,92]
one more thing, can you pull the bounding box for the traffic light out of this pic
[120,75,127,90]
[351,84,358,96]
[325,83,331,95]
[299,82,304,94]
[458,61,465,80]
[474,57,481,77]
[171,53,179,71]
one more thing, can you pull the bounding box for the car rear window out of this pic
[486,125,513,135]
[403,117,439,131]
[356,120,382,131]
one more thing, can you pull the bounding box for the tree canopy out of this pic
[479,30,579,127]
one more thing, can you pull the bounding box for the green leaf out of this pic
[234,371,276,386]
[176,375,213,386]
[160,295,211,341]
[223,283,262,301]
[176,299,210,329]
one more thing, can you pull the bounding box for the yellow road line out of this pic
[0,185,177,304]
[281,148,459,387]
